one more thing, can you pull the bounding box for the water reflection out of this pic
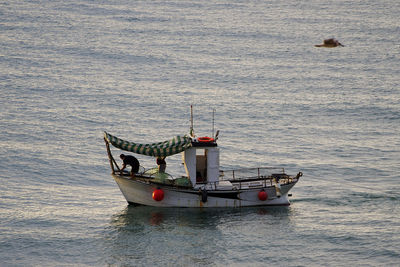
[110,205,292,229]
[103,206,293,266]
[110,206,233,230]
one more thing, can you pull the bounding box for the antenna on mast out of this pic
[212,108,215,138]
[190,105,194,137]
[212,108,219,140]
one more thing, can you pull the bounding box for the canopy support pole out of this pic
[104,138,121,174]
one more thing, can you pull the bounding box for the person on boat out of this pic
[156,157,166,173]
[120,154,139,177]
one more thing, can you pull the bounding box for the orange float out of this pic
[198,136,214,143]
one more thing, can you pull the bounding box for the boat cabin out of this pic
[182,145,220,187]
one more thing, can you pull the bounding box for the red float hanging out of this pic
[152,188,164,201]
[258,190,268,201]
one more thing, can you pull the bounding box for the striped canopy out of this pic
[104,132,192,157]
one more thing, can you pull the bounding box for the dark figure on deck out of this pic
[156,157,166,173]
[120,154,139,176]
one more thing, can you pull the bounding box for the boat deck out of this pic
[117,166,301,191]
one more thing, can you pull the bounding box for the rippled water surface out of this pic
[1,0,399,266]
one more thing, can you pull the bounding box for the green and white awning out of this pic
[104,132,192,157]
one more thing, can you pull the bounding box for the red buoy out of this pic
[258,190,268,201]
[152,189,164,201]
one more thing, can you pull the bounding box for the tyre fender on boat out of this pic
[200,189,208,203]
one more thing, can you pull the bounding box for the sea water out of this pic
[0,0,399,266]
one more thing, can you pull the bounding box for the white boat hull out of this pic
[112,174,297,208]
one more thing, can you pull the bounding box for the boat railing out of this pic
[219,167,294,188]
[220,167,284,180]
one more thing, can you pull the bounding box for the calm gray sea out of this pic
[1,0,399,266]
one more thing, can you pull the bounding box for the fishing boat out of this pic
[104,111,302,208]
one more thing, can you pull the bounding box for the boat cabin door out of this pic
[182,146,220,185]
[196,149,207,183]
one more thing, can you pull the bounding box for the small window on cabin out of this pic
[196,149,207,156]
